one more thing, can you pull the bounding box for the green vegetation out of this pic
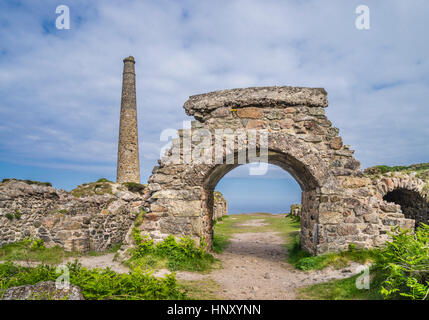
[212,233,230,254]
[288,236,377,271]
[297,271,384,300]
[5,213,14,221]
[126,228,217,272]
[0,260,187,300]
[96,178,112,183]
[1,178,52,187]
[0,239,74,264]
[13,209,22,220]
[71,181,113,198]
[212,213,300,254]
[376,224,428,300]
[364,162,429,180]
[0,239,123,265]
[297,224,429,300]
[122,182,147,194]
[134,209,146,227]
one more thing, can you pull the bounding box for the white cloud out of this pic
[0,0,428,187]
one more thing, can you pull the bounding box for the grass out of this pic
[212,233,230,253]
[297,269,385,300]
[212,213,300,254]
[178,278,224,300]
[71,181,113,198]
[364,162,429,180]
[287,235,377,271]
[0,241,76,265]
[0,240,124,265]
[214,213,377,272]
[1,178,52,187]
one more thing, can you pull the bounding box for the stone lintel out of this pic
[184,86,328,117]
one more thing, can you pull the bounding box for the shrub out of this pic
[5,213,14,221]
[0,261,187,300]
[30,239,45,250]
[128,229,216,272]
[96,178,112,183]
[376,223,429,300]
[14,209,22,220]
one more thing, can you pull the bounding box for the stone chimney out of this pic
[116,56,140,183]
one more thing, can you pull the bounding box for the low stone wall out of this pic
[289,204,302,217]
[213,191,228,220]
[0,180,144,252]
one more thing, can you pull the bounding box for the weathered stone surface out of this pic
[1,281,84,300]
[279,118,294,129]
[117,56,140,184]
[0,180,142,253]
[184,86,328,118]
[237,107,264,119]
[213,191,228,220]
[330,137,343,150]
[246,120,266,129]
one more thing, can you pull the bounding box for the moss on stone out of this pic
[122,182,146,194]
[364,162,429,176]
[71,182,113,198]
[1,178,52,187]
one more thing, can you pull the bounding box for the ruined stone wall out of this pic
[0,180,143,252]
[140,86,422,255]
[213,191,228,221]
[367,171,429,228]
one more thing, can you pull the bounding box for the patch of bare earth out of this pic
[64,253,129,274]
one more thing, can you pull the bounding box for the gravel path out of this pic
[173,223,363,300]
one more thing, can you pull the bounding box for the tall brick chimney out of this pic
[116,56,140,183]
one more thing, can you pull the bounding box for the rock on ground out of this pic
[1,281,84,300]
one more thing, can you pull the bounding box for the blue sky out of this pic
[0,0,428,212]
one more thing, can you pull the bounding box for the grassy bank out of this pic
[297,270,384,300]
[0,239,122,265]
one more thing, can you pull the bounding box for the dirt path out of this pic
[175,220,363,299]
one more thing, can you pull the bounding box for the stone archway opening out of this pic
[201,149,321,254]
[214,163,301,214]
[383,188,429,228]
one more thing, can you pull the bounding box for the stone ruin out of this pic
[0,179,227,253]
[140,86,428,254]
[290,204,302,217]
[0,57,428,256]
[213,191,228,221]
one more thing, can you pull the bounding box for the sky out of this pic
[0,0,428,213]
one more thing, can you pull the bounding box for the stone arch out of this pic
[383,188,429,227]
[197,139,334,254]
[141,86,415,255]
[373,176,429,228]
